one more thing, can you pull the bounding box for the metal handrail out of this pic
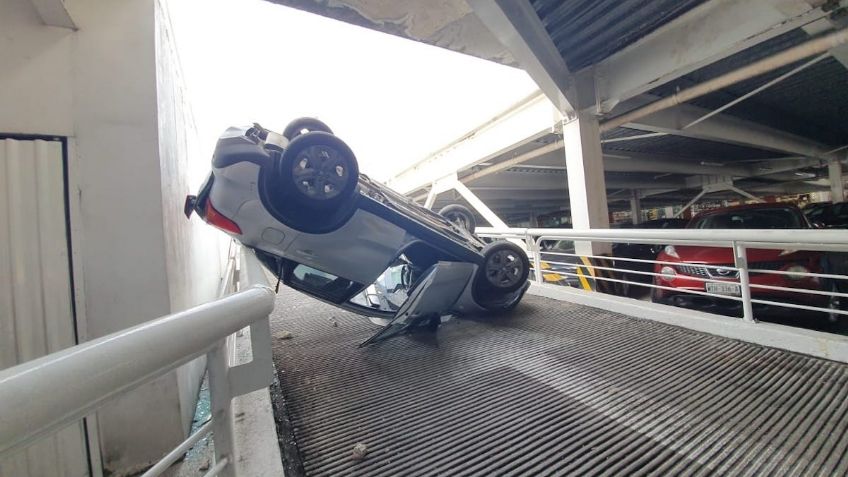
[0,246,275,477]
[479,227,848,324]
[478,227,848,251]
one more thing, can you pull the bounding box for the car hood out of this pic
[667,245,814,264]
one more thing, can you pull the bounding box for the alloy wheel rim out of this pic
[486,250,523,287]
[292,145,349,200]
[446,212,470,231]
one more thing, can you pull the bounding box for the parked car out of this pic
[651,203,841,321]
[534,219,689,293]
[536,240,585,288]
[185,119,530,342]
[613,218,689,287]
[806,202,848,229]
[802,201,831,222]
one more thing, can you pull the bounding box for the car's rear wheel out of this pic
[477,241,530,294]
[439,204,476,234]
[282,117,333,140]
[278,131,359,211]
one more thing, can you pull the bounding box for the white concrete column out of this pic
[630,190,642,225]
[563,111,610,255]
[829,159,845,202]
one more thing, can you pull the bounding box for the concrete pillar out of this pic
[829,159,845,202]
[630,190,642,225]
[563,111,610,255]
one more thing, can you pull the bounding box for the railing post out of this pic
[207,337,236,477]
[733,241,756,323]
[528,233,544,283]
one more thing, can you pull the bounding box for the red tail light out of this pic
[205,201,242,235]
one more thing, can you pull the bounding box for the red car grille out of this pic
[675,261,790,279]
[674,264,711,278]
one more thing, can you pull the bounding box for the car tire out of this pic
[650,283,662,303]
[477,241,530,294]
[282,117,333,140]
[278,131,359,211]
[439,204,476,233]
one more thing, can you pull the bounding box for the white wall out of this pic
[154,0,229,434]
[0,0,226,474]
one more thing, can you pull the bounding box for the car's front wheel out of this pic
[477,241,530,294]
[278,131,359,211]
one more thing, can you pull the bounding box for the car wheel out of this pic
[278,131,359,211]
[439,204,476,233]
[282,117,333,140]
[478,241,530,294]
[650,283,662,303]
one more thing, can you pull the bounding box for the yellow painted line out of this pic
[576,266,592,291]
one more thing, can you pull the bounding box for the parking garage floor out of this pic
[269,288,848,476]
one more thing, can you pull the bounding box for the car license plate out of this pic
[706,282,741,296]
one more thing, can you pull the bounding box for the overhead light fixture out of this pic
[700,161,724,167]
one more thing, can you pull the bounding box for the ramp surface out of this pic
[270,288,848,476]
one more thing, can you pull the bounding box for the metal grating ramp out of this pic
[270,288,848,476]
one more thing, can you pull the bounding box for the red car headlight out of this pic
[659,266,677,282]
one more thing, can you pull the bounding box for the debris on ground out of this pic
[331,319,339,328]
[351,443,368,461]
[198,459,210,471]
[274,331,293,340]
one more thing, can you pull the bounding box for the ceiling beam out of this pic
[470,171,686,190]
[590,0,825,112]
[385,91,555,194]
[800,7,848,70]
[626,102,836,158]
[602,154,751,176]
[467,0,575,113]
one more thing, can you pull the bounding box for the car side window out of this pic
[348,261,412,313]
[808,207,826,219]
[293,265,336,287]
[289,263,359,302]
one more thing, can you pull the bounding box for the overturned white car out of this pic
[186,119,529,344]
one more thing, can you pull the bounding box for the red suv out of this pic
[651,203,838,319]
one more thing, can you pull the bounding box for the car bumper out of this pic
[651,292,828,318]
[653,270,828,317]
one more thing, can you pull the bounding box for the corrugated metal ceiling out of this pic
[602,130,781,162]
[647,29,848,147]
[530,0,709,70]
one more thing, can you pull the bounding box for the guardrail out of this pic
[477,227,848,327]
[0,245,276,477]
